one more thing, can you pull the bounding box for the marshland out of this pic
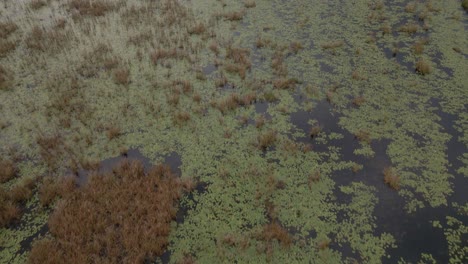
[0,0,467,263]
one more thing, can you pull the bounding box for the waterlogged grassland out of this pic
[0,0,467,263]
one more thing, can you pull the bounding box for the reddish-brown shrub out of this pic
[0,159,17,183]
[260,222,292,248]
[383,167,400,190]
[29,160,191,263]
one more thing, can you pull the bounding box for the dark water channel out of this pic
[289,97,466,263]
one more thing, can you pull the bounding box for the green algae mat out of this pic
[0,0,467,263]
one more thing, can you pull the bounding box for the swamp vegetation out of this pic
[0,0,467,263]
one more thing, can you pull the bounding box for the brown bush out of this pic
[29,160,191,263]
[0,40,17,57]
[244,0,256,8]
[258,130,277,150]
[260,222,292,248]
[0,159,17,183]
[38,176,76,207]
[383,167,400,190]
[0,21,18,38]
[114,68,130,85]
[415,59,432,75]
[69,0,114,17]
[321,40,344,49]
[0,201,21,228]
[106,125,121,140]
[9,185,33,203]
[30,0,47,10]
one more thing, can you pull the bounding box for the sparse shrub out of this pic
[30,0,47,10]
[188,22,206,35]
[413,38,429,55]
[321,40,344,49]
[167,91,180,106]
[258,130,277,150]
[317,238,331,250]
[289,41,303,54]
[405,2,416,13]
[173,111,191,125]
[273,78,298,90]
[256,37,269,48]
[259,222,292,248]
[9,184,33,203]
[0,66,13,90]
[114,68,130,85]
[352,96,366,107]
[308,170,320,188]
[352,70,367,81]
[354,130,371,144]
[224,11,245,21]
[263,91,277,102]
[0,21,18,38]
[309,125,322,138]
[69,0,113,17]
[415,59,432,75]
[244,0,256,8]
[38,177,76,207]
[383,166,400,190]
[0,40,17,57]
[106,125,121,140]
[255,115,265,128]
[399,23,418,34]
[0,200,21,227]
[0,159,17,183]
[29,160,191,263]
[192,93,201,103]
[463,0,468,11]
[208,41,219,54]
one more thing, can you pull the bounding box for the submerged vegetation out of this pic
[0,0,466,263]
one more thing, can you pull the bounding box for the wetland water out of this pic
[0,0,467,263]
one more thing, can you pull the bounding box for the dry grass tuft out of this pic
[321,40,344,49]
[114,68,130,85]
[352,96,366,107]
[415,59,432,75]
[289,41,303,54]
[273,78,298,90]
[354,130,371,144]
[0,40,17,57]
[173,111,191,125]
[309,125,322,138]
[258,130,277,150]
[399,23,418,34]
[188,22,206,35]
[30,0,47,10]
[38,176,76,207]
[224,11,245,21]
[244,0,256,8]
[0,66,13,90]
[30,160,191,263]
[106,125,121,140]
[308,170,320,188]
[383,167,400,190]
[70,0,114,17]
[0,198,20,228]
[0,21,18,38]
[260,222,292,248]
[255,115,265,128]
[413,38,429,55]
[0,159,17,183]
[405,2,416,13]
